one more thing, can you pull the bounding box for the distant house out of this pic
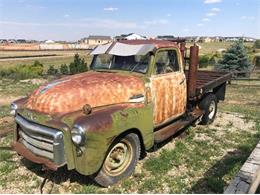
[243,37,256,42]
[224,37,239,42]
[156,35,175,41]
[114,33,146,41]
[198,37,213,43]
[8,39,17,43]
[16,39,27,43]
[223,37,257,42]
[184,36,200,43]
[45,40,55,44]
[81,35,112,45]
[0,39,8,44]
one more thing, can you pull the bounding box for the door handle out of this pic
[179,79,185,85]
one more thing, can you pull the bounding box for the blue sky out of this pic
[0,0,259,41]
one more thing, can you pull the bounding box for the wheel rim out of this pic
[103,139,133,176]
[208,100,216,119]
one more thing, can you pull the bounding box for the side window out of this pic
[154,50,180,75]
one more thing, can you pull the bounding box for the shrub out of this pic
[60,64,69,75]
[69,54,88,74]
[47,65,59,75]
[254,40,260,49]
[0,61,44,80]
[199,54,220,68]
[215,40,252,73]
[199,55,211,68]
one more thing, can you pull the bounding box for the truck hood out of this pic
[26,71,145,114]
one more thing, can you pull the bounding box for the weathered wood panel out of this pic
[224,142,260,194]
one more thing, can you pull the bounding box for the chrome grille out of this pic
[15,114,65,166]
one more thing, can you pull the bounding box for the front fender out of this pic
[67,103,154,175]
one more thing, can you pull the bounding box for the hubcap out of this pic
[103,140,133,176]
[208,100,216,119]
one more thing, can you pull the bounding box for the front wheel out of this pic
[93,133,140,187]
[199,94,218,125]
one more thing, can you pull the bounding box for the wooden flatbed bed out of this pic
[185,70,232,97]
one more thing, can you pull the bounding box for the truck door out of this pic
[150,49,187,126]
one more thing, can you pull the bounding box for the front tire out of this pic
[199,94,218,125]
[93,133,140,187]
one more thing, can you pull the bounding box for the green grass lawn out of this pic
[0,81,259,193]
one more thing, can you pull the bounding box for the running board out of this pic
[154,109,203,143]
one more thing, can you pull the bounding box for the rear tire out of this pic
[93,133,140,187]
[199,94,218,125]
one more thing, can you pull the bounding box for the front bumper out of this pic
[14,114,66,169]
[12,142,59,170]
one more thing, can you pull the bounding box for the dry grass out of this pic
[186,42,254,55]
[0,80,259,193]
[0,50,92,70]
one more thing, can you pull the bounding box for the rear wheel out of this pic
[199,94,218,125]
[93,133,140,187]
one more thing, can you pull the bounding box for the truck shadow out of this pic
[20,158,98,189]
[190,144,254,193]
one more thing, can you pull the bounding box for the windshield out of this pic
[91,54,151,74]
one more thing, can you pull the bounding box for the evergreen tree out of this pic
[215,40,252,72]
[60,64,69,75]
[47,65,59,75]
[69,53,88,74]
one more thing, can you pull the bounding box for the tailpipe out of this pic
[187,44,199,99]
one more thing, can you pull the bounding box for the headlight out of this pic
[71,125,86,146]
[10,103,18,116]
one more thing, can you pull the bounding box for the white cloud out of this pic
[206,12,216,16]
[64,14,70,18]
[197,23,204,27]
[241,16,255,20]
[204,0,222,4]
[211,7,221,12]
[166,13,172,17]
[104,7,118,12]
[144,19,169,25]
[202,18,211,22]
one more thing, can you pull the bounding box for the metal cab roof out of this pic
[91,42,156,56]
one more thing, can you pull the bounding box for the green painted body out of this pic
[13,42,185,175]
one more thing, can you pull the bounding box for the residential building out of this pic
[81,35,112,45]
[114,33,146,41]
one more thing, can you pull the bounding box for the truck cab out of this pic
[11,40,231,187]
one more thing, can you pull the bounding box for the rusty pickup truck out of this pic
[11,40,231,186]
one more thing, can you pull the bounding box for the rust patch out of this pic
[151,72,187,125]
[26,71,145,115]
[74,103,144,132]
[12,142,59,170]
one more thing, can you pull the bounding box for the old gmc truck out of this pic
[11,40,231,186]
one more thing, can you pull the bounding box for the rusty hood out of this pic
[25,71,145,114]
